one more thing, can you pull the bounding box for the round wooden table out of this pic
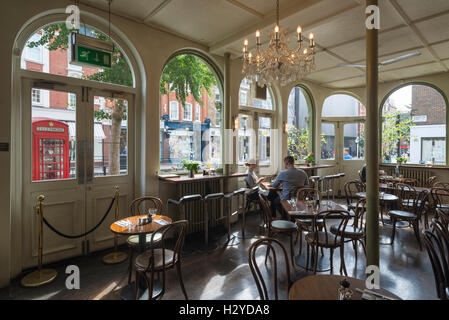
[289,275,401,300]
[110,214,172,300]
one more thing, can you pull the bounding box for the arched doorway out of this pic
[16,20,139,269]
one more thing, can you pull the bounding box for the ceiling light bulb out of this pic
[244,39,248,46]
[297,26,302,34]
[309,33,314,40]
[274,25,279,33]
[256,30,260,38]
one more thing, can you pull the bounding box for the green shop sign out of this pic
[76,45,112,68]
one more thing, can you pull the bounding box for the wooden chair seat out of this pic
[135,248,177,270]
[388,210,417,220]
[126,233,162,246]
[305,231,343,248]
[330,224,364,238]
[271,220,297,231]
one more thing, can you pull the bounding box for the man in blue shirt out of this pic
[269,156,309,219]
[343,148,353,160]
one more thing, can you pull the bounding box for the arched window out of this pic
[381,84,447,165]
[21,23,134,87]
[159,54,223,172]
[238,79,275,167]
[287,86,313,162]
[321,94,366,161]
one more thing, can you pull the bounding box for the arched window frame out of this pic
[379,82,449,167]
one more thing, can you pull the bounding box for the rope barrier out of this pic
[42,197,116,239]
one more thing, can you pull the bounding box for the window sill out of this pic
[380,163,448,169]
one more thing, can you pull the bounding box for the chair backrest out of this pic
[434,182,449,189]
[248,237,292,300]
[426,176,438,188]
[344,180,365,207]
[312,210,351,247]
[431,187,449,211]
[395,183,418,211]
[259,193,273,230]
[436,208,449,230]
[423,222,449,300]
[130,196,164,216]
[415,190,430,219]
[353,198,367,230]
[297,188,320,201]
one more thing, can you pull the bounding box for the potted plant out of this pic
[395,157,407,166]
[304,152,315,167]
[182,159,200,178]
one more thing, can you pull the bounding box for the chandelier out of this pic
[242,0,316,87]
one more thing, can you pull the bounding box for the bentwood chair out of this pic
[305,210,351,275]
[126,196,164,283]
[426,176,438,188]
[331,198,367,267]
[429,187,449,229]
[344,180,366,212]
[434,182,449,189]
[436,208,449,230]
[295,188,324,255]
[248,237,292,300]
[422,220,449,300]
[134,220,189,300]
[388,186,429,250]
[259,194,297,267]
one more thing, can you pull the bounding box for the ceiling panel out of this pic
[144,0,261,43]
[378,27,422,56]
[324,76,365,89]
[380,62,445,81]
[313,51,346,71]
[331,39,365,62]
[111,0,165,20]
[236,0,292,16]
[396,0,449,21]
[305,66,363,84]
[432,41,449,60]
[415,13,449,44]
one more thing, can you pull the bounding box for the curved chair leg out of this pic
[412,220,422,250]
[352,240,358,265]
[329,248,334,274]
[390,218,397,245]
[313,245,319,274]
[176,261,189,300]
[306,243,310,271]
[289,232,295,267]
[340,245,348,276]
[298,229,303,255]
[128,247,134,284]
[134,270,140,300]
[360,238,367,257]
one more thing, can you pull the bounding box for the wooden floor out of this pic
[0,205,438,300]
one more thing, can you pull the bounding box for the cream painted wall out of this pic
[2,0,449,288]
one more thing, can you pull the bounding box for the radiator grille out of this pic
[381,166,432,187]
[179,180,223,234]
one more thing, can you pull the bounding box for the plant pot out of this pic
[188,170,195,178]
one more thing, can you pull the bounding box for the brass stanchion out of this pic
[21,195,57,287]
[103,186,128,264]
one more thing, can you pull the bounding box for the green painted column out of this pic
[365,0,380,267]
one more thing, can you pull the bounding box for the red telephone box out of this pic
[32,118,70,181]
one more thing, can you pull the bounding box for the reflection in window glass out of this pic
[287,86,312,161]
[238,115,254,165]
[321,123,335,160]
[159,55,222,172]
[21,24,133,87]
[343,123,365,160]
[382,85,446,165]
[32,88,76,181]
[258,117,271,166]
[238,79,273,110]
[93,96,128,177]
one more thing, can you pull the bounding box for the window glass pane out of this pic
[159,54,222,172]
[287,86,312,161]
[322,94,365,117]
[321,123,335,160]
[258,117,271,166]
[382,85,446,165]
[21,24,133,87]
[32,88,76,181]
[93,96,128,177]
[239,79,273,110]
[343,123,365,160]
[238,115,254,165]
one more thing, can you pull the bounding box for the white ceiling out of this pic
[80,0,449,89]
